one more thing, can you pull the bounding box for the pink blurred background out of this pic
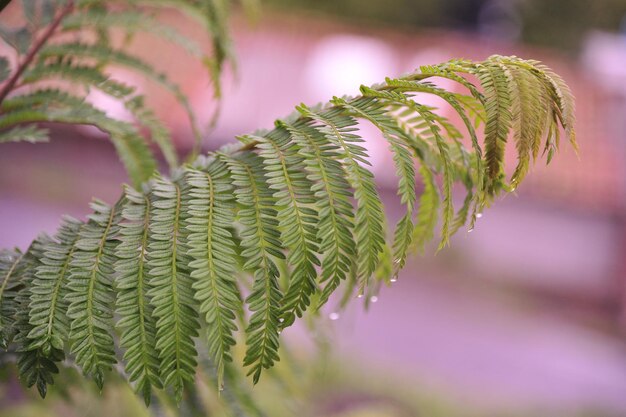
[1,2,625,415]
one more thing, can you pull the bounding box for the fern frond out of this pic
[332,96,417,272]
[0,249,25,348]
[185,161,241,390]
[0,56,9,82]
[27,217,81,356]
[130,0,234,96]
[222,152,283,384]
[385,78,484,199]
[279,120,355,309]
[125,96,178,169]
[38,42,200,140]
[0,89,157,186]
[66,200,120,389]
[412,164,440,252]
[115,186,162,405]
[147,175,199,402]
[13,235,64,399]
[62,9,206,59]
[2,56,576,403]
[298,104,386,292]
[250,128,321,325]
[22,62,136,98]
[474,61,513,193]
[0,124,49,143]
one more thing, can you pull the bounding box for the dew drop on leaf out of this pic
[370,296,378,303]
[329,312,340,321]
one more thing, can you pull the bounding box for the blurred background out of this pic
[1,0,626,416]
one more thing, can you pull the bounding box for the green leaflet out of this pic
[0,89,157,186]
[185,161,242,389]
[251,129,321,325]
[125,96,179,170]
[280,120,355,309]
[22,63,136,98]
[0,56,9,82]
[298,105,386,293]
[62,9,206,58]
[66,200,120,389]
[147,175,199,402]
[13,235,64,399]
[333,96,417,273]
[0,125,49,144]
[222,152,284,384]
[115,186,161,405]
[38,42,201,143]
[474,61,514,192]
[28,217,82,356]
[412,164,440,253]
[0,249,25,348]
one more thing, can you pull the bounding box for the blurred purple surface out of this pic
[1,10,625,415]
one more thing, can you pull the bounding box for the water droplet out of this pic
[476,213,483,219]
[279,317,284,323]
[357,293,364,299]
[329,312,340,321]
[390,275,398,283]
[277,329,282,335]
[510,187,516,192]
[393,258,401,265]
[468,228,474,233]
[370,296,378,303]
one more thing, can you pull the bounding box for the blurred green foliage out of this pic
[265,0,626,53]
[1,351,620,417]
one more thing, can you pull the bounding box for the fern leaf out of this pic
[0,249,24,348]
[22,63,136,99]
[279,120,355,309]
[125,96,178,169]
[38,42,201,142]
[132,0,233,95]
[0,125,49,143]
[0,56,9,82]
[14,235,64,399]
[412,164,440,252]
[250,128,320,325]
[62,9,206,59]
[27,217,81,356]
[333,95,417,272]
[147,175,199,402]
[185,162,241,389]
[115,186,162,405]
[475,61,513,192]
[222,152,283,384]
[505,65,548,185]
[298,105,386,292]
[0,89,156,186]
[66,200,119,389]
[385,78,484,200]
